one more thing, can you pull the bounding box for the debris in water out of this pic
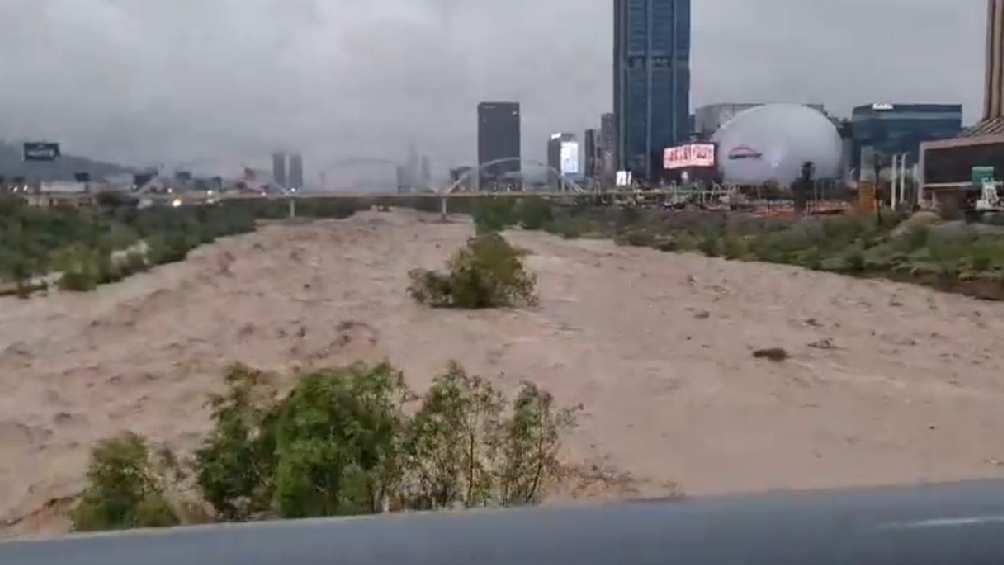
[753,348,790,362]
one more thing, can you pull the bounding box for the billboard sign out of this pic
[560,141,580,175]
[23,142,61,162]
[972,166,995,185]
[727,145,764,161]
[616,171,632,187]
[664,144,716,169]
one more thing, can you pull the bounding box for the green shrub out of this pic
[274,363,409,518]
[403,364,577,509]
[472,198,518,235]
[123,251,149,274]
[405,269,454,307]
[968,240,1004,272]
[972,255,993,272]
[298,198,363,220]
[148,234,191,265]
[186,361,577,523]
[616,206,642,229]
[844,250,866,273]
[799,247,824,271]
[617,229,656,248]
[750,224,816,263]
[53,244,99,291]
[698,233,721,258]
[516,198,553,231]
[657,239,679,253]
[822,216,871,247]
[404,362,503,510]
[409,234,537,309]
[195,365,279,521]
[723,236,747,260]
[901,225,931,252]
[544,217,585,240]
[97,254,124,284]
[496,382,577,506]
[71,433,179,531]
[59,269,100,292]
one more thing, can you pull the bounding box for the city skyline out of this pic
[0,1,985,174]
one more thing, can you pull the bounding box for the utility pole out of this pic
[901,154,909,209]
[895,153,903,210]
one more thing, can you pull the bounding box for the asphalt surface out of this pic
[4,481,1004,565]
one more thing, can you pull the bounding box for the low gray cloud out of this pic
[0,0,986,182]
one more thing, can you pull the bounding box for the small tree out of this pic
[194,365,279,521]
[496,383,577,506]
[71,433,179,531]
[404,363,504,509]
[273,363,409,518]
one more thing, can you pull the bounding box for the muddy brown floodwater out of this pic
[3,209,1004,538]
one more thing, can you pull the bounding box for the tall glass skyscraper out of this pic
[478,101,522,189]
[614,0,691,181]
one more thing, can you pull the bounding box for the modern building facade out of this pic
[599,113,618,182]
[613,0,691,181]
[547,133,579,188]
[584,129,599,179]
[477,102,521,188]
[852,103,962,170]
[271,152,287,188]
[919,1,1004,208]
[289,153,304,189]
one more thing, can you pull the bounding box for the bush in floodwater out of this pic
[515,197,553,231]
[408,234,537,309]
[472,198,518,235]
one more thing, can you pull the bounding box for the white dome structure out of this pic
[711,104,843,186]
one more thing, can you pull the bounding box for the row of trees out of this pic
[462,196,1004,299]
[0,195,373,295]
[72,362,577,531]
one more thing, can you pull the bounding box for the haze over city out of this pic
[0,0,986,175]
[8,2,1004,559]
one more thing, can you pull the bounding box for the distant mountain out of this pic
[0,141,132,181]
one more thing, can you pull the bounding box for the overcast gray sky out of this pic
[0,0,986,182]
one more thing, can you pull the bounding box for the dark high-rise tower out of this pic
[289,153,304,189]
[584,129,598,179]
[272,152,287,188]
[477,101,521,188]
[613,0,691,181]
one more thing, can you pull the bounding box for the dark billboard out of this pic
[22,142,61,162]
[925,143,1004,185]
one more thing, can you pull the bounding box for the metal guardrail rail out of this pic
[3,481,1004,565]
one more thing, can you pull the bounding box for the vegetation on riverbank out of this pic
[468,197,1004,300]
[0,195,369,295]
[71,362,577,531]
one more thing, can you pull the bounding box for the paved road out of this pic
[4,481,1004,565]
